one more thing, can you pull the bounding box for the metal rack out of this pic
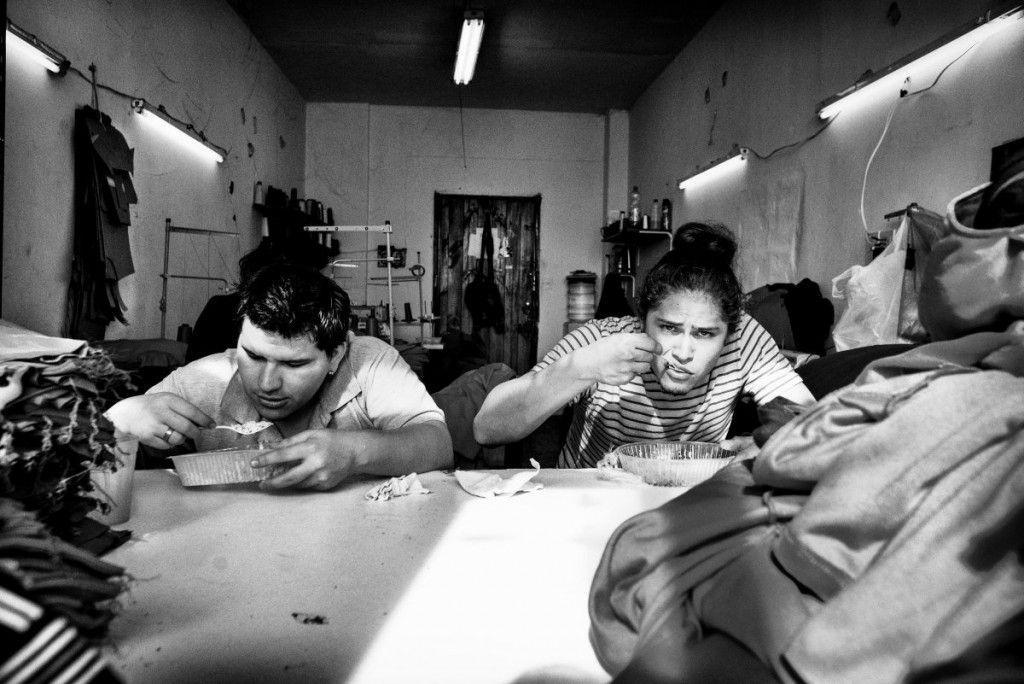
[160,218,238,339]
[304,222,396,345]
[370,254,436,345]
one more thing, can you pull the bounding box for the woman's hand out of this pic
[720,435,758,461]
[572,333,661,386]
[104,393,214,449]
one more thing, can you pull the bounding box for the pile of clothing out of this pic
[0,497,126,682]
[0,321,131,681]
[0,320,131,539]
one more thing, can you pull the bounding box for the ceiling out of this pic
[226,0,726,113]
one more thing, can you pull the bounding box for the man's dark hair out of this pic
[236,262,351,355]
[238,237,329,285]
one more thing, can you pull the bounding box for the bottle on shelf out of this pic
[629,186,641,227]
[660,198,673,232]
[651,199,660,231]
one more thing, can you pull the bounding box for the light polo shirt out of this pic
[533,314,804,468]
[148,331,444,443]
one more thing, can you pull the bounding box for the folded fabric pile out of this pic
[1,496,126,682]
[0,321,132,538]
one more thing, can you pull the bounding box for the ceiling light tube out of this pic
[677,147,748,190]
[453,10,485,85]
[6,19,69,75]
[816,5,1023,120]
[131,99,226,164]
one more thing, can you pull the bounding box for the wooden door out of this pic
[433,194,540,375]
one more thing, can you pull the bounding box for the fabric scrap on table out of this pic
[455,458,543,498]
[364,473,431,501]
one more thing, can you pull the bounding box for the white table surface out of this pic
[104,468,686,684]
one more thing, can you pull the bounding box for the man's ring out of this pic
[163,428,176,443]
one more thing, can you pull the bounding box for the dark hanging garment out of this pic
[596,273,636,319]
[464,212,505,333]
[66,106,138,339]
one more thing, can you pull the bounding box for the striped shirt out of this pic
[532,314,804,468]
[0,585,115,684]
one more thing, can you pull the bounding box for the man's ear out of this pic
[329,342,347,374]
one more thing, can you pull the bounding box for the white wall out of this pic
[305,104,610,357]
[629,0,1024,312]
[4,0,306,339]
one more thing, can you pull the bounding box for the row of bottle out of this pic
[625,186,672,232]
[253,181,335,225]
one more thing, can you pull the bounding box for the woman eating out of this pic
[473,222,814,467]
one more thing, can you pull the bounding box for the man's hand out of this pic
[572,333,661,386]
[251,429,360,491]
[104,393,214,448]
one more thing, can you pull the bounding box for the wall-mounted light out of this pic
[131,99,226,164]
[816,5,1023,120]
[677,146,748,190]
[6,19,69,75]
[453,10,485,85]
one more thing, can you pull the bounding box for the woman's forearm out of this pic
[473,356,593,445]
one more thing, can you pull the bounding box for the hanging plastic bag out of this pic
[831,218,910,351]
[897,205,948,343]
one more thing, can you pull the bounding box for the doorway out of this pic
[433,194,540,375]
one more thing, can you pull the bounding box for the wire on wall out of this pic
[746,115,837,161]
[62,60,228,159]
[855,38,981,240]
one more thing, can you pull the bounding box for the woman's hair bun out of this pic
[669,222,737,269]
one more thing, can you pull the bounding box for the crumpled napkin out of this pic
[455,459,543,498]
[365,473,431,501]
[595,452,644,484]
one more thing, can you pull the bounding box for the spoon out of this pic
[213,420,273,435]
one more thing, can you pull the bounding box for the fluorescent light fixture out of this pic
[677,147,748,190]
[453,10,485,85]
[6,19,69,75]
[131,98,226,164]
[816,5,1023,119]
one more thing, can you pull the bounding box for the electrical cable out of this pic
[748,114,838,161]
[859,91,902,237]
[856,40,977,240]
[67,63,228,156]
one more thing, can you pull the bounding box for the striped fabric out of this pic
[0,586,116,684]
[532,314,804,468]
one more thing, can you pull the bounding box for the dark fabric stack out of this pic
[0,324,132,542]
[0,497,126,683]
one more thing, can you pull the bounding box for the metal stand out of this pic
[160,218,238,339]
[304,222,395,345]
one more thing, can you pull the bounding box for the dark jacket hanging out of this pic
[66,105,138,339]
[464,211,505,333]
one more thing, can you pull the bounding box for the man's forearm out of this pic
[354,421,453,476]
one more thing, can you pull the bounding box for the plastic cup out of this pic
[90,432,139,525]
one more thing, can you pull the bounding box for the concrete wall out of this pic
[305,104,611,357]
[628,0,1024,319]
[4,0,305,339]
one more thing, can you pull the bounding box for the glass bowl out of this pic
[611,440,735,487]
